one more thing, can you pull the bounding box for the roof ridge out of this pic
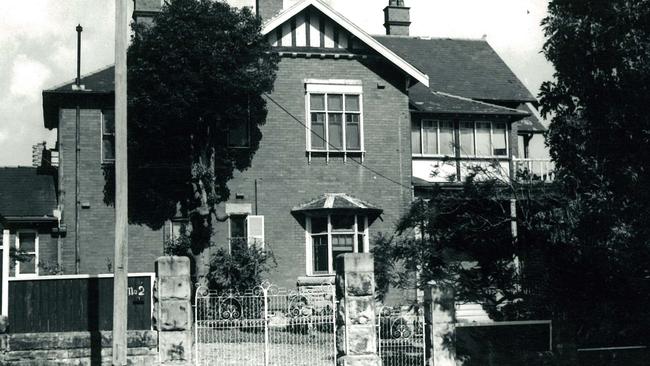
[434,91,529,115]
[373,35,487,42]
[45,64,114,91]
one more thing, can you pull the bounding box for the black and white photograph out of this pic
[0,0,647,365]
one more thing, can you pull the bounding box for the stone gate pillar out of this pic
[335,253,382,366]
[155,256,193,365]
[423,283,458,366]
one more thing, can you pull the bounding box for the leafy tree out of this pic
[539,0,650,346]
[110,0,278,263]
[373,168,563,319]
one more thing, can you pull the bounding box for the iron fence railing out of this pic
[194,282,336,366]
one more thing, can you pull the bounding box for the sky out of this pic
[0,0,554,166]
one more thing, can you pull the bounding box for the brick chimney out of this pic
[133,0,162,26]
[256,0,283,22]
[384,0,411,36]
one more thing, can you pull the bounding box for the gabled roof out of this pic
[0,167,57,220]
[292,193,382,215]
[262,0,429,87]
[374,36,536,103]
[46,65,115,94]
[515,103,547,133]
[410,84,530,117]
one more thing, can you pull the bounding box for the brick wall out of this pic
[209,56,413,289]
[58,106,163,275]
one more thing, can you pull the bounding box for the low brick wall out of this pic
[0,330,157,365]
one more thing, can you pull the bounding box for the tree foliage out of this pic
[538,0,650,345]
[206,240,276,293]
[114,0,278,255]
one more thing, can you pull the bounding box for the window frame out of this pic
[15,230,39,277]
[412,119,456,157]
[305,80,364,162]
[305,214,369,276]
[228,214,248,252]
[101,109,116,164]
[411,119,509,158]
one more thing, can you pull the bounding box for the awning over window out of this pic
[292,193,383,216]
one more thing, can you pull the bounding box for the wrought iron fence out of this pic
[377,306,426,366]
[194,281,336,366]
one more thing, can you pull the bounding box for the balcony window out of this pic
[413,120,508,158]
[412,119,455,156]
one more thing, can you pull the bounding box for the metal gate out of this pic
[195,282,336,366]
[377,306,426,366]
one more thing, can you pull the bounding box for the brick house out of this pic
[35,0,545,293]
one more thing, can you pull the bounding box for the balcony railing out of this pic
[513,158,555,182]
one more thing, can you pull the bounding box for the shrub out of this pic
[206,240,276,293]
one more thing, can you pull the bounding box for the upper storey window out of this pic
[411,120,455,156]
[306,80,363,162]
[459,121,508,157]
[102,110,115,163]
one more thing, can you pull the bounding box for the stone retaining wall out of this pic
[0,330,158,365]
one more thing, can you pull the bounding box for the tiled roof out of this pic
[48,65,115,93]
[410,85,529,116]
[292,193,382,214]
[514,103,547,133]
[0,167,57,218]
[374,36,537,103]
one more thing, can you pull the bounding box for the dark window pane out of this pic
[329,113,343,149]
[228,121,249,147]
[311,113,326,149]
[103,110,115,134]
[103,137,115,161]
[439,121,455,155]
[230,215,247,239]
[20,255,36,274]
[311,217,327,234]
[328,94,343,111]
[332,234,354,262]
[312,235,329,273]
[493,122,507,156]
[332,215,354,231]
[422,120,437,154]
[460,121,475,156]
[357,234,364,253]
[411,121,421,154]
[345,95,360,111]
[310,94,325,110]
[345,114,360,150]
[476,121,491,156]
[20,233,36,252]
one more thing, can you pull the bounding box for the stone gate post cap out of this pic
[336,253,374,273]
[156,256,190,277]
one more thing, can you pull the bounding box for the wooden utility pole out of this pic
[112,0,129,365]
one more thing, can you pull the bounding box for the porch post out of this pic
[423,282,458,366]
[1,229,9,317]
[335,253,381,366]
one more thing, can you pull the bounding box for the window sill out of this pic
[297,275,335,287]
[307,150,366,163]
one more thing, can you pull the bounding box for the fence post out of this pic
[155,256,193,365]
[423,282,458,366]
[335,253,381,366]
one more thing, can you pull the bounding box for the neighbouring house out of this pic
[34,0,547,297]
[0,166,59,278]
